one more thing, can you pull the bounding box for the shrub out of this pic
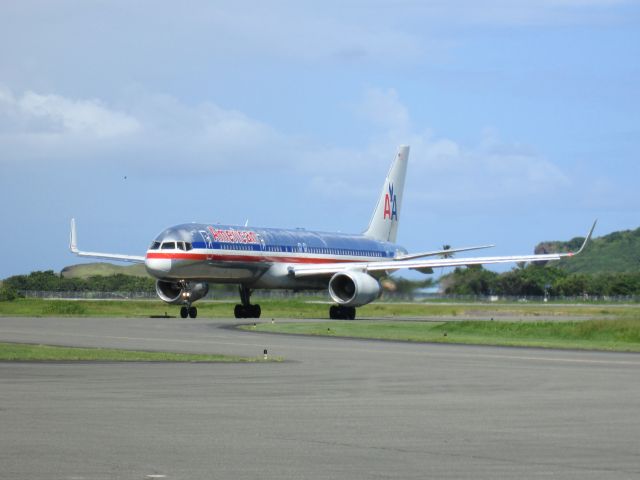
[0,286,20,302]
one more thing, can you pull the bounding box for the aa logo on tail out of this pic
[383,183,398,220]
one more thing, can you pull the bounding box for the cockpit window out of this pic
[149,241,161,250]
[177,242,185,251]
[161,242,175,250]
[185,242,193,251]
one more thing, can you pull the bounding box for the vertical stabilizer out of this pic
[69,218,78,253]
[363,145,409,243]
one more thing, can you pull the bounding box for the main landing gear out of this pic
[180,305,198,319]
[234,285,261,319]
[329,305,356,320]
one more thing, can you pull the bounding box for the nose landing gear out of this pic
[234,285,261,319]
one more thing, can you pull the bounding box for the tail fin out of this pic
[363,145,409,243]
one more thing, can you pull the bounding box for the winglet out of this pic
[69,218,79,253]
[67,218,146,263]
[569,219,597,256]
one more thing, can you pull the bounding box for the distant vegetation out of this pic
[441,264,640,297]
[441,225,640,297]
[536,226,640,273]
[2,269,155,294]
[0,265,238,299]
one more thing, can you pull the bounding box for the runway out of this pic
[1,316,639,479]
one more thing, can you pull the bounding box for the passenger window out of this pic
[161,242,175,250]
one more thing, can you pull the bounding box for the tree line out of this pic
[0,270,243,301]
[2,266,640,302]
[441,265,640,297]
[2,270,157,295]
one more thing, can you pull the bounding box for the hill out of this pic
[61,263,148,279]
[535,227,640,274]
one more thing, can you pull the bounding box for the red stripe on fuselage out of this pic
[145,252,364,264]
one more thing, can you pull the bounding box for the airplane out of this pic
[70,145,596,320]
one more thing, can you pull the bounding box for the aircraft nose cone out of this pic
[145,257,172,276]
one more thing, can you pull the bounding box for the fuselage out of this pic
[144,223,406,289]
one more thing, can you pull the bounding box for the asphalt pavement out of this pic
[1,316,639,479]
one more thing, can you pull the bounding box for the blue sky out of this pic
[1,1,638,278]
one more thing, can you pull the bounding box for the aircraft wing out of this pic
[291,221,596,278]
[69,218,146,264]
[394,244,495,260]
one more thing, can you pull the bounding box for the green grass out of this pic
[0,342,272,362]
[2,297,637,319]
[359,302,627,318]
[3,298,640,352]
[0,298,331,318]
[245,318,640,352]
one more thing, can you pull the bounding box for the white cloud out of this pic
[0,85,291,170]
[0,86,140,139]
[309,87,571,207]
[4,0,625,92]
[0,83,572,209]
[141,3,424,65]
[358,88,411,133]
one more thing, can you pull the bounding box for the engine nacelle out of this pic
[155,280,209,305]
[328,271,382,307]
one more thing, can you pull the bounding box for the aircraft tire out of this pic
[234,304,261,318]
[188,306,197,319]
[180,306,189,318]
[329,306,356,320]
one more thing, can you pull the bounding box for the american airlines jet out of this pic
[70,146,595,320]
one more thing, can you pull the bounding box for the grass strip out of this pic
[0,342,272,362]
[1,298,638,319]
[0,298,328,318]
[244,319,640,352]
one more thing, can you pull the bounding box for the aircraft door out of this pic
[198,230,214,260]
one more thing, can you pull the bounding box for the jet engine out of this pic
[155,280,209,305]
[328,271,382,307]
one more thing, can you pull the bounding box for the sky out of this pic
[0,0,639,279]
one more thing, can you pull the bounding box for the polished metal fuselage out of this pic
[144,223,405,290]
